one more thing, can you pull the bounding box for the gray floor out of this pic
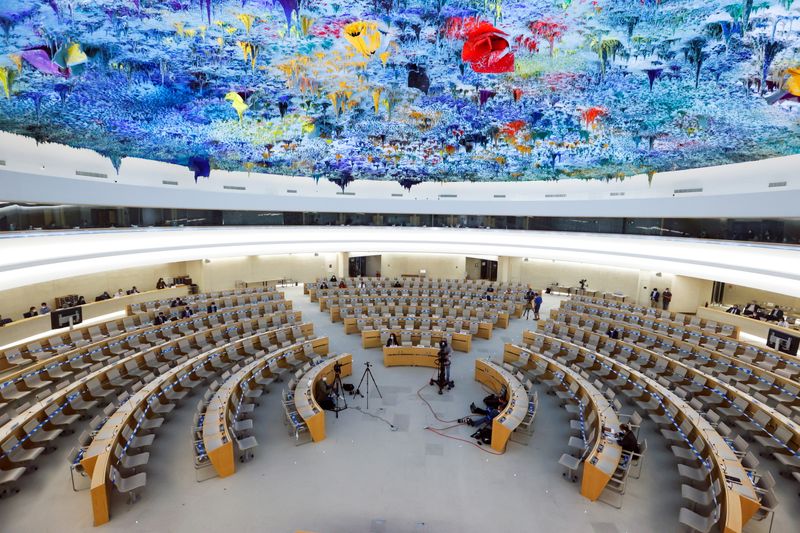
[1,287,797,533]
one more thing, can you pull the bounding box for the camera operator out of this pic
[315,376,336,410]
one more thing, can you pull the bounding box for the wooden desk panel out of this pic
[474,359,529,453]
[383,346,440,368]
[294,353,353,442]
[362,329,471,353]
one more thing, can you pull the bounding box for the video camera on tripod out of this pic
[429,345,454,395]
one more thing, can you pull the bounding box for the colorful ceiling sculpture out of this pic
[0,1,799,187]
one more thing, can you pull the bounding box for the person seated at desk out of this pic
[766,306,784,323]
[114,289,125,298]
[153,312,168,325]
[617,424,640,454]
[207,301,218,313]
[329,274,337,282]
[315,376,336,411]
[606,326,620,339]
[23,306,38,318]
[319,281,329,290]
[96,291,111,302]
[77,296,86,306]
[778,318,789,328]
[39,302,51,314]
[482,291,492,301]
[128,286,140,295]
[181,306,193,319]
[726,304,742,315]
[338,280,347,289]
[743,303,760,317]
[393,281,402,288]
[487,285,495,293]
[0,314,12,326]
[156,277,167,290]
[385,333,399,347]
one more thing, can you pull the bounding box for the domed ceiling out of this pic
[0,0,799,187]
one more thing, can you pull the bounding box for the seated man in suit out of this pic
[726,304,742,315]
[180,306,193,319]
[207,301,218,313]
[23,306,38,318]
[743,302,760,317]
[0,314,11,326]
[153,312,168,325]
[767,306,784,323]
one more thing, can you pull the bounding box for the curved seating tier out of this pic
[1,292,291,374]
[308,277,530,302]
[350,316,489,341]
[552,306,800,412]
[127,287,282,314]
[0,301,297,413]
[514,331,762,532]
[324,295,519,322]
[501,346,620,497]
[571,295,739,338]
[0,286,190,350]
[536,320,800,457]
[365,329,468,352]
[565,298,800,379]
[202,334,330,477]
[293,353,353,442]
[0,310,302,497]
[539,317,800,502]
[473,359,532,453]
[80,324,310,526]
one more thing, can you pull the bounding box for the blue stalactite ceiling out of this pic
[0,1,798,187]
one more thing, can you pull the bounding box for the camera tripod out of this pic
[352,362,382,409]
[331,362,348,418]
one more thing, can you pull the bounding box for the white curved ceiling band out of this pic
[0,226,797,297]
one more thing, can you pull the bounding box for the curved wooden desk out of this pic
[473,359,530,453]
[501,345,621,497]
[203,335,330,476]
[382,346,440,368]
[363,329,472,352]
[293,353,353,442]
[512,332,761,532]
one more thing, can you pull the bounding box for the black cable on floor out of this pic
[352,406,397,431]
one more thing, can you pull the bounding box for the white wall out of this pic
[722,284,800,309]
[380,253,466,279]
[0,263,186,319]
[511,258,641,297]
[187,254,337,291]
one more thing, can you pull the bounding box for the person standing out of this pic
[523,295,533,319]
[662,288,672,311]
[533,292,543,320]
[649,288,660,307]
